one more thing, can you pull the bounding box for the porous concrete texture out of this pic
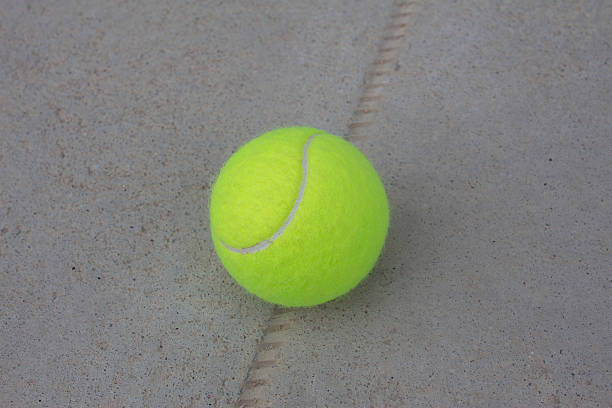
[1,0,610,407]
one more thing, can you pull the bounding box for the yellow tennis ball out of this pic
[209,127,389,306]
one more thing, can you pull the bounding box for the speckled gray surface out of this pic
[1,0,610,407]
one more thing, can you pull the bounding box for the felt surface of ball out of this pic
[209,127,389,307]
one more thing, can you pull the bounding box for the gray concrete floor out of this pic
[1,0,610,407]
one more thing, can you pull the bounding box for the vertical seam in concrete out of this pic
[234,1,421,406]
[347,0,422,142]
[234,308,294,407]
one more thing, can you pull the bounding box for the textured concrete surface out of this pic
[1,0,610,407]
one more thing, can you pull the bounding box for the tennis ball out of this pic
[209,127,389,307]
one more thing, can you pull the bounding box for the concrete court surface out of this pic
[0,0,610,406]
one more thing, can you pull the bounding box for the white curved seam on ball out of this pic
[220,133,318,254]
